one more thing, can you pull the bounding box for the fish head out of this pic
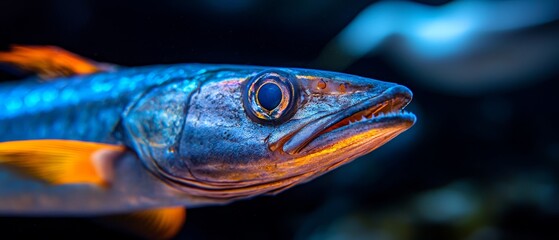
[125,66,415,202]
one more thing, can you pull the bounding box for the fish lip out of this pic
[282,85,414,154]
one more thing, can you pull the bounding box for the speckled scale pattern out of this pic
[0,64,206,143]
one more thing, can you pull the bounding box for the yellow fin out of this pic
[0,45,111,79]
[105,207,186,239]
[0,139,125,186]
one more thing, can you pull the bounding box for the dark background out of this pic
[0,0,558,239]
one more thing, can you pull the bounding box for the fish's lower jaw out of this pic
[275,122,412,191]
[297,111,415,158]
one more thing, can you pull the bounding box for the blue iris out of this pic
[258,83,282,111]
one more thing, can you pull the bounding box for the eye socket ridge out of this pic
[243,70,300,125]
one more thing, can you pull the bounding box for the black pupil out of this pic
[258,83,282,111]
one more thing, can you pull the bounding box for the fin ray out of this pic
[0,45,110,79]
[0,139,125,185]
[104,207,186,239]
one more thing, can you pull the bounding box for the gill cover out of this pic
[122,77,199,178]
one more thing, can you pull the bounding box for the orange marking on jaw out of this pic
[317,79,327,89]
[339,83,347,92]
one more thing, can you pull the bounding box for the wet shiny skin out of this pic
[0,64,415,213]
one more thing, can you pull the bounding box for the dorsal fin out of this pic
[0,45,113,79]
[0,139,125,186]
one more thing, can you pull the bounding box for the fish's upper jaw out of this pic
[282,85,415,155]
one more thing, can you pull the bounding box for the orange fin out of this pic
[104,207,186,239]
[0,139,125,186]
[0,45,112,79]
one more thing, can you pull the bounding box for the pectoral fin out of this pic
[0,139,125,186]
[105,207,186,239]
[0,45,113,79]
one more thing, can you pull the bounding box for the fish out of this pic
[0,45,416,238]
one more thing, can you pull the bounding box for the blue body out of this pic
[0,64,202,142]
[0,64,223,215]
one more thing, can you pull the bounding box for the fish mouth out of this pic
[283,85,416,154]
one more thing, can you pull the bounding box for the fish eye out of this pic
[242,70,299,124]
[257,83,282,111]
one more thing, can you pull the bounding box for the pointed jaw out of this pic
[284,85,416,155]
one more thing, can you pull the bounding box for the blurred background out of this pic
[0,0,558,239]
